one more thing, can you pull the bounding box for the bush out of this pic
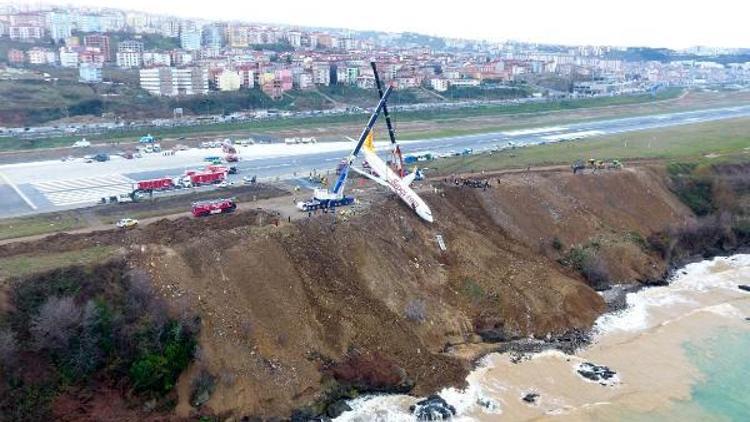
[30,296,82,352]
[0,327,18,370]
[581,254,611,290]
[190,369,216,408]
[404,299,427,322]
[551,236,563,251]
[129,321,196,394]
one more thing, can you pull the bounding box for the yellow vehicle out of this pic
[116,218,139,229]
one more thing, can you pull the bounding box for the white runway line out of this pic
[31,174,135,206]
[0,171,37,210]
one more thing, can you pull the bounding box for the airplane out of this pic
[351,131,434,223]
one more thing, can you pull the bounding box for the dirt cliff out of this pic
[0,166,698,420]
[119,167,689,418]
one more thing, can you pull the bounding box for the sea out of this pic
[334,254,750,421]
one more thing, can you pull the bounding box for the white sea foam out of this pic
[594,254,750,335]
[335,361,502,421]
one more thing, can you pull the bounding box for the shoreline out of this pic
[332,254,750,421]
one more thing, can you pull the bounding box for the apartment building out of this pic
[140,66,209,96]
[84,34,111,61]
[59,47,79,67]
[180,28,202,51]
[79,62,103,83]
[27,47,52,65]
[116,40,144,68]
[9,25,44,41]
[217,70,241,91]
[7,48,25,64]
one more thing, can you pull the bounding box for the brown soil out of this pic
[0,165,696,419]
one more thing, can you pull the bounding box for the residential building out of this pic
[46,11,73,41]
[142,52,171,67]
[59,47,80,67]
[79,48,106,65]
[294,72,313,90]
[75,14,102,33]
[7,49,25,64]
[116,51,142,68]
[217,70,241,91]
[202,25,223,49]
[160,20,180,37]
[430,78,449,92]
[236,65,255,88]
[312,62,331,86]
[170,50,193,66]
[228,25,249,48]
[9,13,45,27]
[139,66,209,96]
[84,34,111,61]
[287,31,302,48]
[0,21,7,37]
[180,28,202,50]
[116,40,144,68]
[118,40,144,53]
[27,47,52,65]
[79,62,103,83]
[9,25,44,41]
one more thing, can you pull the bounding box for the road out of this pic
[1,104,749,217]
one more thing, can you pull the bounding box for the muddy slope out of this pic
[122,167,687,418]
[0,167,695,419]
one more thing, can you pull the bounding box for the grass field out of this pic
[0,212,87,241]
[0,88,687,152]
[0,245,117,279]
[431,117,750,174]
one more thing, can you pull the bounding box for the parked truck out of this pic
[135,177,174,191]
[190,171,225,185]
[191,198,237,217]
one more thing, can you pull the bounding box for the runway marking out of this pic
[31,174,135,206]
[0,171,37,210]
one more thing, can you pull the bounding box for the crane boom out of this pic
[371,62,397,146]
[332,85,393,194]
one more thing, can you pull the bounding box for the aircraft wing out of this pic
[402,171,417,186]
[351,166,389,187]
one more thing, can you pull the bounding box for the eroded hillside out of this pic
[0,166,708,420]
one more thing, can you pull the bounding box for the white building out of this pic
[116,51,142,68]
[59,47,79,67]
[9,25,44,40]
[294,72,313,90]
[27,48,52,65]
[140,67,209,96]
[79,63,103,83]
[312,63,330,86]
[217,70,241,91]
[430,78,449,92]
[142,52,171,67]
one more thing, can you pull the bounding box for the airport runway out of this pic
[2,104,750,217]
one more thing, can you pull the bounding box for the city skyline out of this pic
[9,0,750,49]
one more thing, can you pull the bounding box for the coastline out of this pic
[334,254,750,421]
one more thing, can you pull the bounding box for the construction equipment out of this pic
[371,61,405,177]
[191,198,237,217]
[609,159,624,169]
[297,85,393,213]
[222,139,239,162]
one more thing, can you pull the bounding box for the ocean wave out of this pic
[594,254,750,335]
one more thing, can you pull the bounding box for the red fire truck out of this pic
[191,198,237,217]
